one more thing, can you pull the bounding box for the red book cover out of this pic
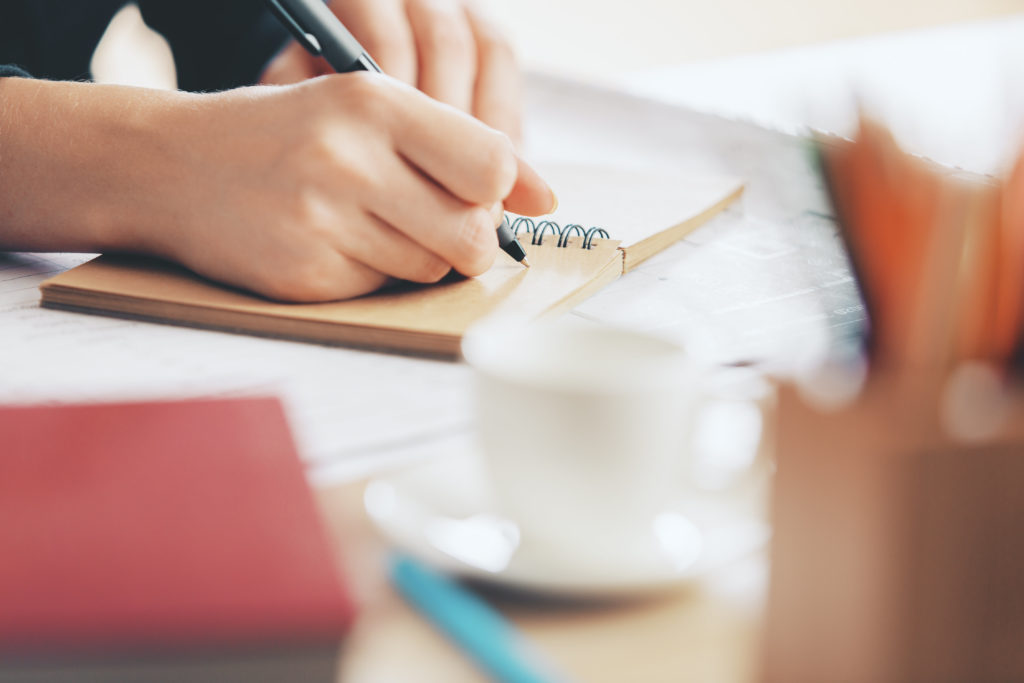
[0,397,354,660]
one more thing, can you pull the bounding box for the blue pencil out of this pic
[389,554,569,683]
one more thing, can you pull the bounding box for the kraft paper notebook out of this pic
[41,164,742,356]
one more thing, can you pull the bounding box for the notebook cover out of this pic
[0,398,354,659]
[38,165,742,356]
[40,236,624,357]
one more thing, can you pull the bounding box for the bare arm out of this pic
[0,74,556,301]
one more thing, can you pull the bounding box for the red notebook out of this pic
[0,397,354,681]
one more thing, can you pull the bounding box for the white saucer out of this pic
[364,452,769,599]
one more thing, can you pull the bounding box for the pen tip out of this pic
[521,257,531,269]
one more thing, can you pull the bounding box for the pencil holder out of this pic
[760,370,1024,683]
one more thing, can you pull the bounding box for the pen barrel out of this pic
[497,218,528,263]
[391,555,564,683]
[277,0,371,72]
[319,31,372,73]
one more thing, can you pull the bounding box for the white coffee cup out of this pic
[462,319,708,568]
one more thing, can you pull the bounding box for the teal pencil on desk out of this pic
[389,554,569,683]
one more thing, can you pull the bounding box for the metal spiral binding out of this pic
[504,215,610,250]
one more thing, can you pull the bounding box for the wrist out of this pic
[0,78,196,257]
[92,86,203,261]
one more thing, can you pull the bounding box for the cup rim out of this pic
[461,319,701,395]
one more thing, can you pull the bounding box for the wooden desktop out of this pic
[316,480,765,683]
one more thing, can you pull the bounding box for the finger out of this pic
[486,202,504,226]
[503,156,558,216]
[289,251,389,302]
[465,6,522,144]
[259,41,326,85]
[406,0,477,113]
[329,0,417,84]
[217,246,388,303]
[391,87,517,205]
[368,156,498,276]
[330,210,454,283]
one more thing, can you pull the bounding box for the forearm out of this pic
[0,73,554,302]
[0,77,180,255]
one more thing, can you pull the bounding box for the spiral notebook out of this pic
[40,164,742,356]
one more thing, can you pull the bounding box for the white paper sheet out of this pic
[0,252,473,468]
[531,163,742,248]
[522,74,864,373]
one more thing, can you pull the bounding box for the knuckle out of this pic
[477,27,514,61]
[296,134,382,200]
[340,70,381,96]
[335,71,393,118]
[296,130,339,175]
[420,12,474,58]
[452,207,497,274]
[405,252,451,283]
[337,157,383,199]
[354,165,386,200]
[479,131,517,199]
[364,33,416,70]
[464,7,515,61]
[270,255,338,303]
[291,187,335,240]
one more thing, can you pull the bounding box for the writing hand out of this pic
[0,76,554,302]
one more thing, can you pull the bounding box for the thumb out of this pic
[259,42,330,85]
[503,157,558,217]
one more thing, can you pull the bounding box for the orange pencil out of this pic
[994,153,1024,366]
[822,119,941,368]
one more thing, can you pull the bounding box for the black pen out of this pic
[265,0,531,268]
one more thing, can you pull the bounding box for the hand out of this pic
[152,74,554,301]
[260,0,521,143]
[0,75,555,302]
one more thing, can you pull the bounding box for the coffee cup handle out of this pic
[683,367,775,502]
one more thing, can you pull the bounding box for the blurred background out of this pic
[36,7,1024,680]
[94,0,1024,174]
[481,0,1020,76]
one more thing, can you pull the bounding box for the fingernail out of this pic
[548,189,559,214]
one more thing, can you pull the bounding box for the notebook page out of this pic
[523,74,863,371]
[534,163,743,249]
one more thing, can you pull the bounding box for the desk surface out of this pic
[318,479,767,683]
[1,72,827,683]
[12,6,1024,681]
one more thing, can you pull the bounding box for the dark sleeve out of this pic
[137,0,290,92]
[0,0,122,82]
